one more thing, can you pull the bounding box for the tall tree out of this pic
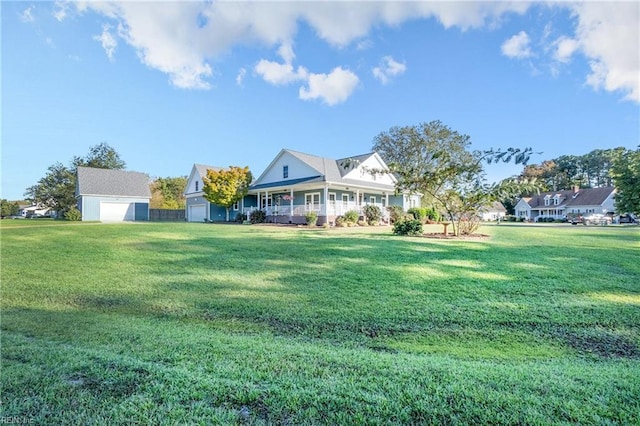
[372,121,536,236]
[1,199,20,218]
[610,147,640,215]
[150,176,188,209]
[24,143,125,214]
[202,166,252,222]
[73,142,126,170]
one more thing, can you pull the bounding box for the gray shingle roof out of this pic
[523,187,614,208]
[76,167,151,198]
[282,149,391,187]
[194,164,222,179]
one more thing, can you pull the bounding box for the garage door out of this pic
[100,202,135,222]
[189,204,206,222]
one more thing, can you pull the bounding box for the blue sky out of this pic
[2,1,639,201]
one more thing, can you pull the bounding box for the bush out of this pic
[249,209,266,224]
[386,206,405,224]
[64,207,82,221]
[343,210,359,225]
[362,205,382,225]
[424,207,441,222]
[335,216,347,227]
[235,213,247,223]
[407,207,427,222]
[357,220,368,227]
[392,219,423,236]
[305,211,318,226]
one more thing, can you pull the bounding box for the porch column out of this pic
[289,188,294,222]
[265,191,269,215]
[323,184,329,223]
[356,189,360,211]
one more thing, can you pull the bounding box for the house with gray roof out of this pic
[76,166,152,222]
[245,149,420,225]
[514,186,616,222]
[184,163,259,222]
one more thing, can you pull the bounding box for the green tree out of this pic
[24,143,126,214]
[372,120,536,236]
[1,199,20,218]
[610,147,640,215]
[202,166,252,222]
[150,176,188,209]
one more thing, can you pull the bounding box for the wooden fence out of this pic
[149,209,185,222]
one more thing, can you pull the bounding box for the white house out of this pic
[246,149,420,225]
[514,186,616,221]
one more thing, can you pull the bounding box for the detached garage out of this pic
[76,167,151,222]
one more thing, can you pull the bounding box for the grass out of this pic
[1,221,639,424]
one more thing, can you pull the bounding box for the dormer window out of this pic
[283,165,289,179]
[544,195,551,206]
[553,194,561,205]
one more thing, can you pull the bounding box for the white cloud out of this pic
[501,31,532,59]
[255,60,308,86]
[63,1,637,102]
[53,1,69,22]
[553,36,579,64]
[372,56,407,85]
[299,67,359,106]
[236,68,247,87]
[71,1,531,93]
[20,5,35,23]
[93,24,118,61]
[569,2,639,102]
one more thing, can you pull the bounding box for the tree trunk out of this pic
[225,207,230,222]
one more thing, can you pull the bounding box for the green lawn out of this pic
[1,221,639,424]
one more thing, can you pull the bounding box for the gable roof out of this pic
[250,149,395,191]
[76,167,151,198]
[193,164,222,179]
[521,187,615,209]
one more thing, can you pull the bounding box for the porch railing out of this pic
[244,203,389,218]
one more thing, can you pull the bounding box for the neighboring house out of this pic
[184,164,257,222]
[480,201,507,221]
[514,186,616,222]
[19,205,52,218]
[76,167,152,222]
[246,149,421,225]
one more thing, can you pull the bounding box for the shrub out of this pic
[64,207,82,221]
[386,206,405,224]
[424,207,441,222]
[392,219,423,236]
[362,205,382,225]
[249,209,266,224]
[407,207,427,222]
[305,211,318,226]
[335,216,347,227]
[343,210,359,225]
[235,213,247,223]
[357,220,368,227]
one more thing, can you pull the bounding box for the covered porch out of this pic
[246,181,398,225]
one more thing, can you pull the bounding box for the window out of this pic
[369,196,376,204]
[305,193,320,211]
[342,194,349,207]
[328,193,336,206]
[283,165,289,179]
[195,181,199,191]
[544,195,551,206]
[233,202,239,211]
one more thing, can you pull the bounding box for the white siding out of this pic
[257,152,319,184]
